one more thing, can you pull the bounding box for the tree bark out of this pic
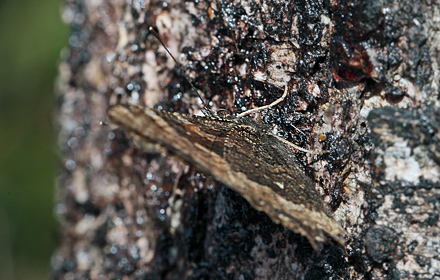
[53,0,440,279]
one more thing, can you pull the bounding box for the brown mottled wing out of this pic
[107,105,234,181]
[108,105,345,248]
[223,119,345,248]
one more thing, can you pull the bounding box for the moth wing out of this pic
[108,105,345,248]
[108,105,234,180]
[223,122,345,248]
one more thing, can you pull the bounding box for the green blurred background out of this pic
[0,0,69,279]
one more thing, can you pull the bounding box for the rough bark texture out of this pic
[54,0,440,279]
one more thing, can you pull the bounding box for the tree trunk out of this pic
[53,0,440,279]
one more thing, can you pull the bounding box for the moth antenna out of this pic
[148,26,213,117]
[236,81,328,155]
[236,82,289,118]
[273,134,329,155]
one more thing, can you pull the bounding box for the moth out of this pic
[108,27,345,249]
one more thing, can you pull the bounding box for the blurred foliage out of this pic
[0,0,69,279]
